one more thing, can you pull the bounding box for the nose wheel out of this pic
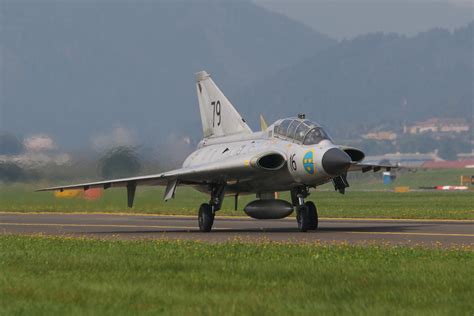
[304,201,319,230]
[296,202,318,232]
[292,187,319,232]
[296,205,310,232]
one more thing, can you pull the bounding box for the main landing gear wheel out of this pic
[296,205,310,232]
[198,203,214,232]
[304,201,318,230]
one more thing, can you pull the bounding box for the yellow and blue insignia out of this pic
[303,150,316,175]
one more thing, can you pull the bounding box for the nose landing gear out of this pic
[304,201,319,230]
[292,187,319,232]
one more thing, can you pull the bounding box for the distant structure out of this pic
[362,131,397,141]
[458,152,474,160]
[404,118,469,134]
[422,160,474,169]
[364,152,441,167]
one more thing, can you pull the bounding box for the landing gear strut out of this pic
[291,187,318,232]
[198,184,225,232]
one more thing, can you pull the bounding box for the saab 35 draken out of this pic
[39,71,396,232]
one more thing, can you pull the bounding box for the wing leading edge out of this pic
[37,151,286,205]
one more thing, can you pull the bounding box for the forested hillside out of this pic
[237,22,473,138]
[1,1,333,147]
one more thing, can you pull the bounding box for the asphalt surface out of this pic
[1,212,473,247]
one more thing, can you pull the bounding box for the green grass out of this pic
[1,182,473,219]
[324,168,473,190]
[0,236,472,315]
[313,191,473,219]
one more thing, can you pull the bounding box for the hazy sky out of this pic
[255,0,474,39]
[1,1,472,151]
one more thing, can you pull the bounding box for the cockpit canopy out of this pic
[273,118,332,145]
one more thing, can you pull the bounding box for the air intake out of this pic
[342,147,365,162]
[251,152,286,171]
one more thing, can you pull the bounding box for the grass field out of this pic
[339,168,472,191]
[1,169,472,219]
[0,236,472,315]
[1,184,472,219]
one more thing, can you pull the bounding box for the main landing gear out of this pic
[198,185,318,233]
[292,187,318,232]
[198,185,225,232]
[198,203,214,232]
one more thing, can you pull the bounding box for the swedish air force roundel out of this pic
[303,150,316,175]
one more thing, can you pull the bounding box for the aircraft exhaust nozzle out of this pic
[322,148,352,176]
[251,152,286,171]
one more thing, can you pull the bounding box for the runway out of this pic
[1,212,473,247]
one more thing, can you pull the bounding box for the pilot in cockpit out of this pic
[273,117,332,145]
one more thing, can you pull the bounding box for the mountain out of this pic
[236,22,473,139]
[1,1,334,148]
[255,0,474,40]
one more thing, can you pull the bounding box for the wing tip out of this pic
[35,187,62,192]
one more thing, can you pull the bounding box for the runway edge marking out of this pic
[2,223,473,239]
[0,211,473,223]
[348,231,474,238]
[0,222,232,231]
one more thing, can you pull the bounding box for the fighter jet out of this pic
[39,71,396,232]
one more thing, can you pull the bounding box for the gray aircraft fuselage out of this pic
[184,117,354,196]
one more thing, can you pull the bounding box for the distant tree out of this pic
[359,139,396,155]
[0,162,24,182]
[99,147,141,179]
[437,139,469,160]
[0,133,24,155]
[238,23,473,136]
[397,135,437,153]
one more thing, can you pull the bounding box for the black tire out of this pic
[198,203,214,232]
[296,205,310,232]
[305,201,319,230]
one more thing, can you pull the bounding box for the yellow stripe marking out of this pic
[348,231,474,237]
[0,222,232,230]
[322,217,474,223]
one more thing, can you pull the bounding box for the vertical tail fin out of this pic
[195,71,252,138]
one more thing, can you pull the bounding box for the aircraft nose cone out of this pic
[322,148,352,176]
